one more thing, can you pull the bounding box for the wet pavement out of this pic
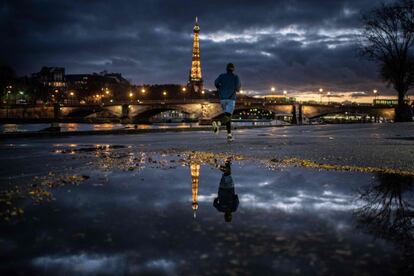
[0,138,413,275]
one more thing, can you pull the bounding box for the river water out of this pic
[0,121,287,133]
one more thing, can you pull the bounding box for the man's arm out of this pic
[214,75,222,89]
[235,75,241,92]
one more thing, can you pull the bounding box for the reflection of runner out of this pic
[212,63,241,142]
[213,158,239,222]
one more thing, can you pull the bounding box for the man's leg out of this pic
[224,112,232,134]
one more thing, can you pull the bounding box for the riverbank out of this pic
[2,123,413,172]
[0,124,287,139]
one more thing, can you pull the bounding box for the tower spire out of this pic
[188,17,203,93]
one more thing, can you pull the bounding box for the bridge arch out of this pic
[210,104,293,121]
[131,105,201,123]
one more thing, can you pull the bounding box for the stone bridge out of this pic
[1,99,396,124]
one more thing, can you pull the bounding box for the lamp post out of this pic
[319,88,323,103]
[373,89,378,102]
[129,92,134,103]
[163,91,167,101]
[182,87,187,102]
[69,91,75,104]
[18,91,24,104]
[327,91,331,104]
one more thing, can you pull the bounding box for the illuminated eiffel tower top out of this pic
[188,17,203,92]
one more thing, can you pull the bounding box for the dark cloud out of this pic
[0,0,405,96]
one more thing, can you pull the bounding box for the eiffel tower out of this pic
[188,17,203,93]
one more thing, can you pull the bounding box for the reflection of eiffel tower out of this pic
[190,163,200,218]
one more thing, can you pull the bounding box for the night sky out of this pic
[1,0,404,101]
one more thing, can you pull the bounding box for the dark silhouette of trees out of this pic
[355,173,414,272]
[0,64,16,96]
[361,0,414,122]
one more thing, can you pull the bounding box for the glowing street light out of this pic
[201,90,205,95]
[129,92,134,98]
[373,89,378,101]
[319,88,324,103]
[271,87,276,92]
[69,91,75,96]
[283,90,287,96]
[182,87,187,92]
[163,91,167,96]
[141,88,146,94]
[327,91,331,104]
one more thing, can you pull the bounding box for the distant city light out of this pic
[182,87,187,92]
[319,88,323,93]
[141,88,146,93]
[129,92,134,98]
[70,92,75,96]
[283,90,287,95]
[271,87,276,92]
[163,91,167,96]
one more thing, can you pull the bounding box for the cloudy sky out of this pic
[1,0,406,101]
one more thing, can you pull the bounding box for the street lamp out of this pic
[181,87,187,102]
[319,88,323,103]
[373,89,378,102]
[283,90,287,96]
[327,91,331,104]
[141,88,146,94]
[271,87,276,92]
[163,91,167,101]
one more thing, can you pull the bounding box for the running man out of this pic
[213,63,241,141]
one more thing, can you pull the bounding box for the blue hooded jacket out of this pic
[214,72,241,100]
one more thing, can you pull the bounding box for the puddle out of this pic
[0,151,413,275]
[53,145,126,154]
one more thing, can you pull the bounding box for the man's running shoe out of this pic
[212,121,220,134]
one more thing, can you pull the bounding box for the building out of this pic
[30,67,66,102]
[188,17,203,93]
[373,99,409,106]
[66,72,131,103]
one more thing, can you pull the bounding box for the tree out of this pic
[0,64,16,96]
[361,0,414,122]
